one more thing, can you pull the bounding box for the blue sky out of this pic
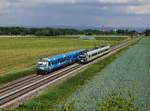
[0,0,150,28]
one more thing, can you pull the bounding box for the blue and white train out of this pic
[36,45,111,74]
[36,50,85,74]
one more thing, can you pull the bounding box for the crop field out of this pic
[58,38,150,111]
[0,36,126,84]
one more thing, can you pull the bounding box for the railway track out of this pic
[0,38,137,109]
[0,75,42,94]
[0,64,82,106]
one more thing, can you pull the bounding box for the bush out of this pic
[96,91,139,111]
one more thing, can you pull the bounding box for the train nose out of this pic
[39,67,45,70]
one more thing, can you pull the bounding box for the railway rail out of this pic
[0,38,137,109]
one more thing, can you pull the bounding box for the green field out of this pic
[0,36,126,84]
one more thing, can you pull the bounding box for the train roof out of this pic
[86,45,109,52]
[87,45,110,55]
[41,49,85,62]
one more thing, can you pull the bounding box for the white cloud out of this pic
[25,0,130,4]
[97,0,129,3]
[0,0,11,14]
[0,0,131,6]
[0,0,10,8]
[127,5,150,14]
[0,0,150,15]
[19,0,82,4]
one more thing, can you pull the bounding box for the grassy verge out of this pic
[10,43,131,111]
[96,90,139,111]
[61,89,139,111]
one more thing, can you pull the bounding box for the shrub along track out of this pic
[0,38,138,109]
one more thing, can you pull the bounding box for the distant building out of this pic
[80,36,95,40]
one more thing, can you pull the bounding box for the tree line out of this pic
[0,27,148,36]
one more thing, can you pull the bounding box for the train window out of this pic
[51,62,54,65]
[62,58,65,62]
[92,53,97,56]
[48,62,51,65]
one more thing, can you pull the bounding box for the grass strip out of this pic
[96,90,139,111]
[61,89,139,111]
[11,44,130,111]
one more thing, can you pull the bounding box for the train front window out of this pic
[37,61,48,66]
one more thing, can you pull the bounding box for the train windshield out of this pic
[37,60,48,66]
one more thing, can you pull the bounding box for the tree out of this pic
[35,28,50,36]
[144,29,150,36]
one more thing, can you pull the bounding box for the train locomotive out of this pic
[79,45,110,63]
[36,50,85,74]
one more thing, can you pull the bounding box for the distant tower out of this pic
[114,28,117,32]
